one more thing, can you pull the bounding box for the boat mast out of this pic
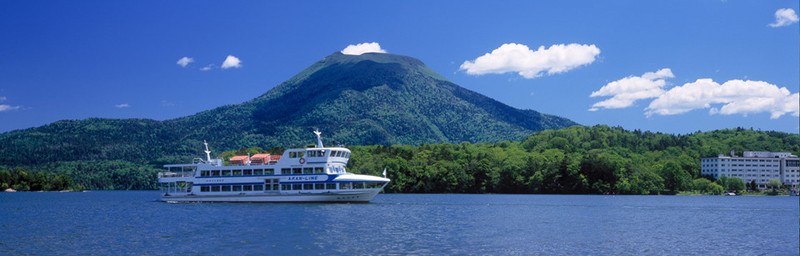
[314,129,324,148]
[204,140,212,162]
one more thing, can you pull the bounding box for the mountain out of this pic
[169,53,577,147]
[0,52,578,166]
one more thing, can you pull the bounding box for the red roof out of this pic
[230,155,249,161]
[251,154,270,160]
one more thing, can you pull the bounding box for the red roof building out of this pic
[230,155,249,165]
[250,154,270,164]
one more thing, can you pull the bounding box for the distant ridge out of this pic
[0,52,578,166]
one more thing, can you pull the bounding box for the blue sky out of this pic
[1,0,798,134]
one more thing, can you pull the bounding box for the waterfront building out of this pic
[700,151,800,190]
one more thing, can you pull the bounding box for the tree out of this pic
[767,179,782,191]
[749,180,758,192]
[660,161,690,194]
[692,178,724,195]
[726,177,745,193]
[717,176,745,193]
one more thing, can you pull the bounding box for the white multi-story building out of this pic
[700,151,800,190]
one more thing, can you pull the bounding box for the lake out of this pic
[1,191,798,255]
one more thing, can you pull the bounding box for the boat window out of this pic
[243,185,253,191]
[292,184,302,190]
[308,150,324,157]
[282,184,291,191]
[233,170,242,176]
[303,184,313,190]
[340,182,351,190]
[303,168,313,174]
[353,182,364,189]
[201,171,210,177]
[232,185,242,192]
[298,151,305,158]
[265,169,274,175]
[292,168,302,174]
[326,183,336,190]
[243,169,253,176]
[281,168,290,175]
[222,186,231,192]
[211,170,220,176]
[211,186,221,192]
[289,152,297,158]
[253,185,263,191]
[314,167,324,174]
[201,186,210,192]
[222,170,231,176]
[315,184,324,190]
[366,182,385,188]
[344,152,350,158]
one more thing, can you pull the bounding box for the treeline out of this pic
[348,126,799,194]
[1,160,162,191]
[1,126,797,194]
[1,167,74,191]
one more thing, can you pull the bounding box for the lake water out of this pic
[1,191,797,255]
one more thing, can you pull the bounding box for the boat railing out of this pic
[158,172,193,178]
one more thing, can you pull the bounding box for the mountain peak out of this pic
[323,52,427,67]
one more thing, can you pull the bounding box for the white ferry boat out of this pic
[157,131,390,203]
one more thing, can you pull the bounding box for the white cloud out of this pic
[341,42,387,55]
[460,43,600,79]
[200,64,214,71]
[589,68,673,111]
[115,103,131,108]
[0,96,20,112]
[769,8,799,27]
[176,57,194,67]
[221,55,242,69]
[0,105,20,112]
[160,100,176,107]
[645,79,799,119]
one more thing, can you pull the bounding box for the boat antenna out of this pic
[204,140,212,162]
[314,129,324,148]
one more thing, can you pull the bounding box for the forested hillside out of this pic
[0,52,577,167]
[2,126,797,194]
[349,126,799,194]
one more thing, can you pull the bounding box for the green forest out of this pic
[2,126,798,195]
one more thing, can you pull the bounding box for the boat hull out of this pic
[159,189,382,203]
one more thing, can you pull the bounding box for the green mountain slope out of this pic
[0,52,578,166]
